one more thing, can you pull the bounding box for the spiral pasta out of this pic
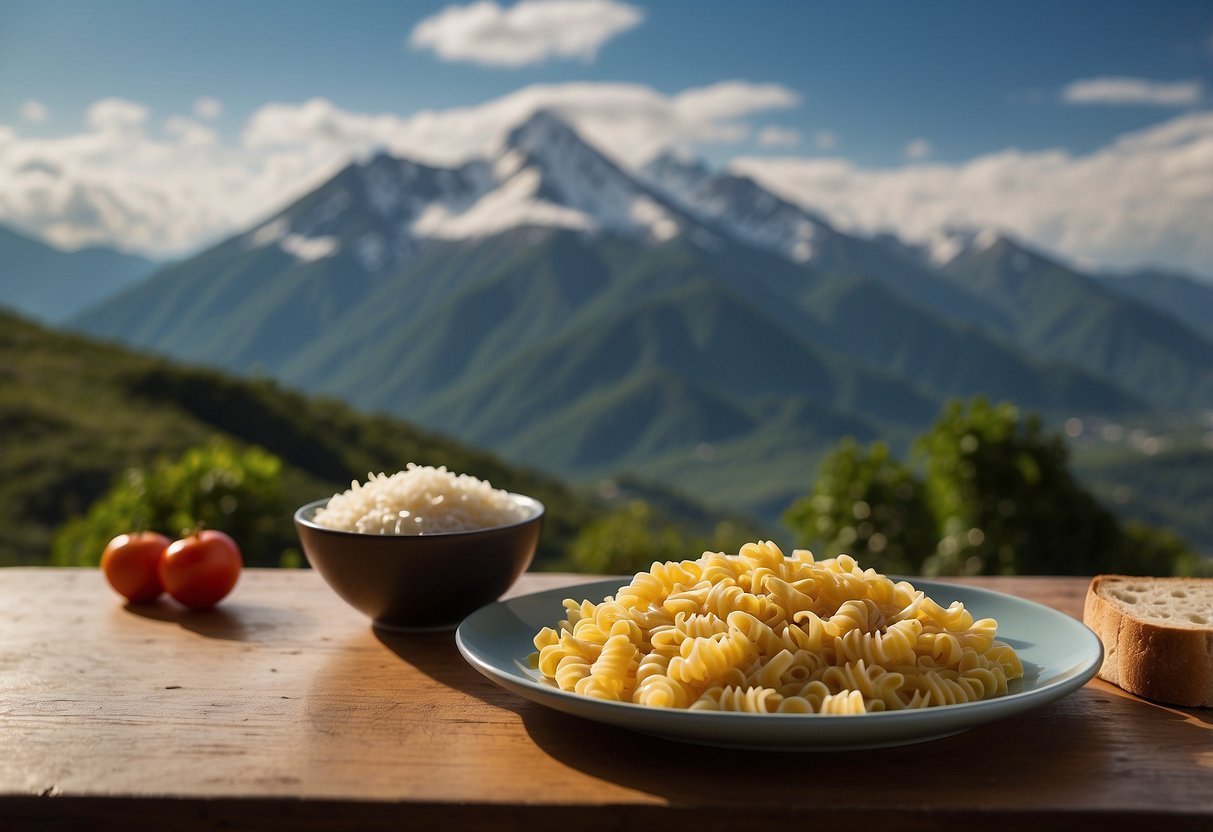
[531,542,1023,714]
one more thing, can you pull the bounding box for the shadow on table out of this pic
[1091,678,1213,729]
[122,597,304,642]
[371,627,536,716]
[516,683,1208,810]
[302,625,536,751]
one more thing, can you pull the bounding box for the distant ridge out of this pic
[0,223,156,323]
[938,235,1213,409]
[1096,266,1213,341]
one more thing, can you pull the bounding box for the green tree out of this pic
[916,398,1123,575]
[783,439,938,574]
[783,397,1200,576]
[52,442,294,568]
[570,501,755,575]
[1120,522,1211,577]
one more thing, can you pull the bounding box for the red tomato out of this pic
[160,529,243,610]
[101,531,172,603]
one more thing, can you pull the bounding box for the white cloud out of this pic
[732,110,1213,276]
[241,80,798,168]
[756,126,800,148]
[1061,77,1202,107]
[904,138,931,160]
[193,96,223,120]
[21,101,48,124]
[672,82,798,123]
[86,98,149,135]
[813,130,837,151]
[409,0,644,67]
[164,116,219,146]
[0,80,796,256]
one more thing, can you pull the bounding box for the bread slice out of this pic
[1083,575,1213,708]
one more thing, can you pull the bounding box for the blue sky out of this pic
[1,0,1212,274]
[4,0,1210,163]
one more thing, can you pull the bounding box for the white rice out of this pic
[313,464,529,535]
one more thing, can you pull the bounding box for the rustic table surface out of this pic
[1,568,1209,831]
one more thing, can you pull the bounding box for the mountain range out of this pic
[0,224,157,323]
[1095,266,1213,342]
[58,110,1213,527]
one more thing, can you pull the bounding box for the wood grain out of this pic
[1,568,1209,831]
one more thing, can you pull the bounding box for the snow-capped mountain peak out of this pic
[246,111,882,273]
[503,108,586,159]
[495,109,685,243]
[241,111,694,272]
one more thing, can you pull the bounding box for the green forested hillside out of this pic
[1073,437,1213,556]
[0,309,601,568]
[941,239,1213,409]
[796,275,1143,413]
[1096,268,1213,342]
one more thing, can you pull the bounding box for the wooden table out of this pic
[1,568,1209,831]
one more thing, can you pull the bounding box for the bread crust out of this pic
[1083,575,1213,708]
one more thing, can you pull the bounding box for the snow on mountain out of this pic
[869,224,1034,275]
[357,154,493,222]
[639,150,714,204]
[233,109,1047,301]
[248,217,340,262]
[921,226,1002,266]
[413,164,594,238]
[241,111,693,272]
[242,153,495,272]
[498,110,684,243]
[234,110,1063,289]
[640,151,829,263]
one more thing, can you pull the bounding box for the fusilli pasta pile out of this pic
[531,542,1023,713]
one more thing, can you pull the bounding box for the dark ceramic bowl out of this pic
[294,494,544,631]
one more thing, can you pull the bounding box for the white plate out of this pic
[456,577,1103,750]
